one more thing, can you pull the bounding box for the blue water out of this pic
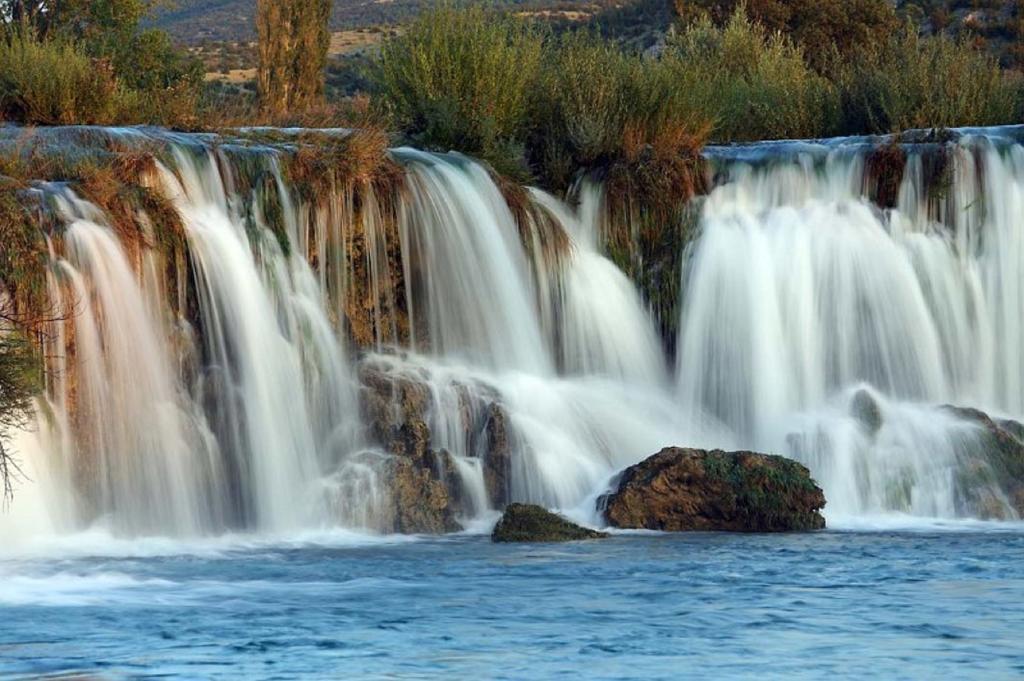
[2,528,1023,679]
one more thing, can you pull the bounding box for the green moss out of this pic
[702,451,823,529]
[492,503,608,543]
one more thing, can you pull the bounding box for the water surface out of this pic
[2,527,1022,679]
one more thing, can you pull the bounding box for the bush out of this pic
[668,10,839,141]
[373,2,544,177]
[531,31,712,188]
[837,25,1023,133]
[674,0,896,72]
[0,33,132,125]
[0,0,204,127]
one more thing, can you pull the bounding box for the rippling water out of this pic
[2,526,1023,679]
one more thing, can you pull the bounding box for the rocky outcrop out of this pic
[387,456,459,534]
[492,503,608,543]
[357,357,515,533]
[941,405,1024,519]
[601,448,826,532]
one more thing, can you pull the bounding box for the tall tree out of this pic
[257,0,333,116]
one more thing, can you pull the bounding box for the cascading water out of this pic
[679,130,1024,520]
[2,126,1024,544]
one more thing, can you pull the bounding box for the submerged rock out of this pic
[851,388,883,436]
[492,504,608,543]
[601,448,826,532]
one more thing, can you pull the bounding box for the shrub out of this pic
[531,31,712,188]
[373,2,544,177]
[0,33,131,125]
[668,10,839,141]
[0,0,203,125]
[674,0,897,72]
[837,25,1023,133]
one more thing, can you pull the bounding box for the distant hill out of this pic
[154,0,667,44]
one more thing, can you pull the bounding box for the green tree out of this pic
[0,0,203,123]
[257,0,333,116]
[0,303,41,502]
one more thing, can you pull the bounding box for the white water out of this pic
[2,128,1024,544]
[679,137,1024,519]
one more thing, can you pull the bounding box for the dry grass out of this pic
[490,168,570,266]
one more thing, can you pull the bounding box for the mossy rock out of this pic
[941,405,1024,518]
[492,504,608,543]
[601,447,827,533]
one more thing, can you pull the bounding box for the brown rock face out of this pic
[602,448,827,532]
[356,357,517,533]
[389,457,459,535]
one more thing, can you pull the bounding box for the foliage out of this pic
[673,0,897,71]
[667,10,839,141]
[0,317,39,502]
[0,0,203,126]
[0,33,129,125]
[836,24,1023,133]
[373,2,544,178]
[531,32,708,184]
[0,190,44,501]
[257,0,334,116]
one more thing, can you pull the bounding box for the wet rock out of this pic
[941,405,1024,518]
[483,403,512,507]
[601,447,827,532]
[387,456,461,534]
[492,504,608,543]
[356,358,519,533]
[851,388,883,436]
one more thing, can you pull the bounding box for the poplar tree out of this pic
[257,0,333,116]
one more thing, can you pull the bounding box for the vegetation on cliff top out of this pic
[0,0,204,126]
[370,1,1021,192]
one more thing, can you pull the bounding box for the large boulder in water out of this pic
[601,448,827,532]
[492,504,608,543]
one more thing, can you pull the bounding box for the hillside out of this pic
[154,0,668,44]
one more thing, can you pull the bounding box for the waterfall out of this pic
[679,130,1024,519]
[2,126,1024,541]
